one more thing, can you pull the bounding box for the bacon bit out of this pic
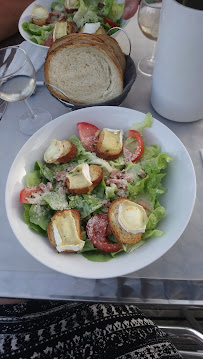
[101,199,110,214]
[43,35,53,47]
[38,182,53,192]
[106,170,133,196]
[139,170,147,178]
[55,171,67,182]
[117,189,127,198]
[46,12,66,24]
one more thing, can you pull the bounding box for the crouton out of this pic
[96,128,123,160]
[108,198,146,244]
[66,164,103,194]
[47,209,84,252]
[44,139,77,164]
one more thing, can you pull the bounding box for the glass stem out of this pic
[23,99,36,120]
[150,41,157,64]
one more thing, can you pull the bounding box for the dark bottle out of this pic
[181,0,203,10]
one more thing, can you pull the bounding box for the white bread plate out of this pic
[5,107,196,279]
[18,0,128,49]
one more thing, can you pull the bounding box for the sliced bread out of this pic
[95,34,126,73]
[44,43,123,104]
[66,164,103,194]
[108,198,143,244]
[96,128,123,160]
[44,139,77,164]
[46,33,122,77]
[47,209,84,252]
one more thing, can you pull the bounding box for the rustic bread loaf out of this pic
[47,33,124,74]
[44,42,123,104]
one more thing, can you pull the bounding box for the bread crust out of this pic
[47,209,82,252]
[95,34,126,73]
[32,18,47,26]
[46,34,123,76]
[44,140,77,164]
[66,164,103,194]
[95,129,123,160]
[56,141,77,163]
[108,198,143,244]
[47,209,82,253]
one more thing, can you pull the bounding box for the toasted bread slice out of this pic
[95,34,126,73]
[47,209,84,252]
[44,43,123,104]
[32,18,47,26]
[31,4,49,26]
[44,139,77,164]
[47,33,105,56]
[96,128,123,160]
[108,198,143,244]
[88,164,103,193]
[66,164,103,194]
[46,34,122,78]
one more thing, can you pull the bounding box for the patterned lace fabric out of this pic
[0,301,182,359]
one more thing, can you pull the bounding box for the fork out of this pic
[0,99,7,120]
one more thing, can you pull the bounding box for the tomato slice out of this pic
[123,130,144,163]
[86,214,122,252]
[103,17,118,28]
[19,187,40,204]
[77,122,99,152]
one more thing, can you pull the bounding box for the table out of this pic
[0,15,203,305]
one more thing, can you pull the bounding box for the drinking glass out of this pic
[0,46,52,135]
[137,0,162,77]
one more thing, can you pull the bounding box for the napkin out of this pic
[19,41,48,72]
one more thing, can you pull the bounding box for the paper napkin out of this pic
[19,41,48,72]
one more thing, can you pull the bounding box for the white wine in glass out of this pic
[0,46,52,135]
[138,0,162,77]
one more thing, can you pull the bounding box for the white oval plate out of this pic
[18,0,127,49]
[5,107,196,279]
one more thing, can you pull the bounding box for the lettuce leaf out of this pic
[43,192,69,211]
[69,135,113,173]
[23,204,48,235]
[98,0,114,17]
[80,239,124,262]
[130,112,153,134]
[108,3,124,22]
[73,0,99,29]
[26,170,42,187]
[29,204,53,231]
[68,194,103,219]
[34,161,55,183]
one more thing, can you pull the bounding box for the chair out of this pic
[160,326,203,359]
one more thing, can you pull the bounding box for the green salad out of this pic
[22,0,125,46]
[19,113,172,262]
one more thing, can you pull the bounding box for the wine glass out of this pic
[137,0,162,77]
[0,46,52,135]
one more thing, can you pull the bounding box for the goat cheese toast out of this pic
[19,113,172,262]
